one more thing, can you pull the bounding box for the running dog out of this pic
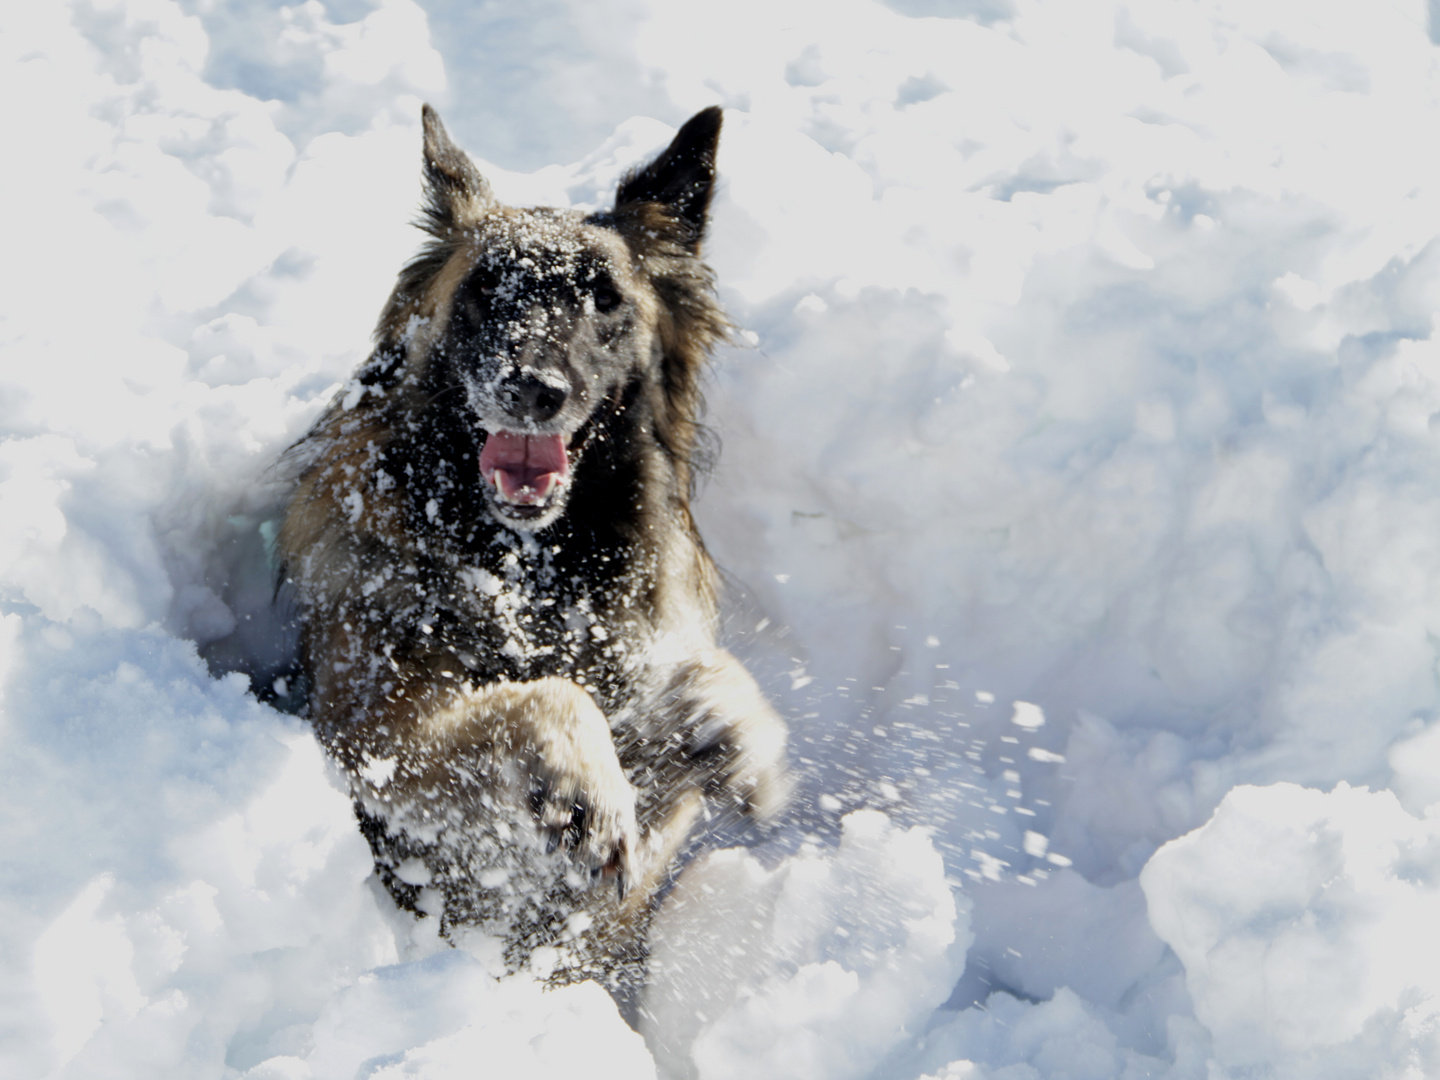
[276,105,788,991]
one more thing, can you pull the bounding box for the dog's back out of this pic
[277,106,788,988]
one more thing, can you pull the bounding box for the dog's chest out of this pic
[436,531,652,704]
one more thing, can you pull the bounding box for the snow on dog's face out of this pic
[379,106,725,534]
[432,212,658,530]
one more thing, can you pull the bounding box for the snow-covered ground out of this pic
[6,0,1440,1076]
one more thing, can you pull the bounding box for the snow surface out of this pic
[7,0,1440,1076]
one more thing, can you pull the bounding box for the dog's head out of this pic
[376,106,728,533]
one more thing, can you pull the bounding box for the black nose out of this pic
[498,372,568,423]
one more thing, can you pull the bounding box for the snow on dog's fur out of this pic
[276,106,788,994]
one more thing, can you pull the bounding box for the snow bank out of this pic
[2,623,389,1075]
[8,0,1440,1076]
[889,986,1213,1080]
[1142,782,1440,1077]
[244,954,656,1080]
[643,810,969,1080]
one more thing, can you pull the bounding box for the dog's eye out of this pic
[467,267,502,301]
[456,270,502,326]
[592,281,622,314]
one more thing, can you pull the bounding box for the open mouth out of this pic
[478,430,572,516]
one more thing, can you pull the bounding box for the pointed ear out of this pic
[614,107,723,251]
[419,104,494,235]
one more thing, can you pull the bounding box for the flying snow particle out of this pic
[1010,702,1045,729]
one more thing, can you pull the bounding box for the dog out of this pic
[276,104,788,993]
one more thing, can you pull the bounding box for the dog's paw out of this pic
[513,679,639,896]
[527,755,637,896]
[687,701,792,821]
[667,651,792,821]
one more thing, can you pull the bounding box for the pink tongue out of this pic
[479,432,570,505]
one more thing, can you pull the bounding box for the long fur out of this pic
[275,105,788,993]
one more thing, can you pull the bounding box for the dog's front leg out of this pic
[423,678,639,892]
[662,650,791,820]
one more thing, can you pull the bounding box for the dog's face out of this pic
[392,106,724,533]
[429,212,657,530]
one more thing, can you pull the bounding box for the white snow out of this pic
[1142,783,1440,1076]
[643,811,969,1080]
[7,0,1440,1077]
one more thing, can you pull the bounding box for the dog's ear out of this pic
[419,104,494,235]
[614,107,722,252]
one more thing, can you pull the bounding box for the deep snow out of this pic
[7,0,1440,1076]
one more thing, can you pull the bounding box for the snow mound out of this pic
[642,810,969,1080]
[242,953,655,1080]
[6,625,395,1077]
[892,986,1212,1080]
[1142,782,1440,1077]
